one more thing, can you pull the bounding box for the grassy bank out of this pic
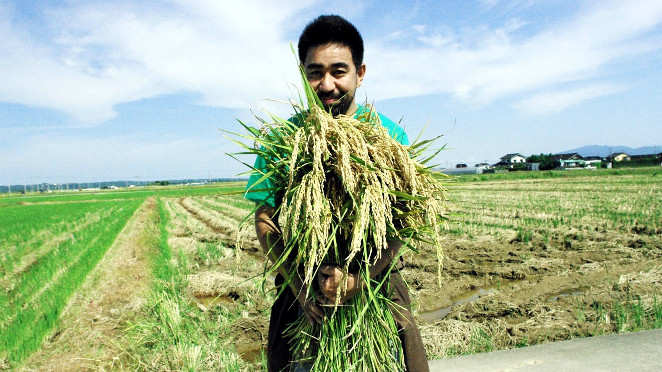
[116,197,259,371]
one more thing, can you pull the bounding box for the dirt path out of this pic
[19,198,158,371]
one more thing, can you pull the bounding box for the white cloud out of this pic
[1,0,661,124]
[0,0,313,124]
[515,83,626,115]
[365,0,662,113]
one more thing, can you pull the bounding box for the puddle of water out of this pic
[420,281,515,323]
[420,305,453,322]
[236,342,265,363]
[193,294,234,309]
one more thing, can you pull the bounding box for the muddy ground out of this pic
[172,185,662,366]
[410,231,662,358]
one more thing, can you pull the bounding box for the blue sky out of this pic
[1,0,661,184]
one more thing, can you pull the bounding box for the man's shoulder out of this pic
[376,112,402,131]
[357,105,409,145]
[288,112,305,126]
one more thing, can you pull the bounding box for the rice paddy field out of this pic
[1,167,661,371]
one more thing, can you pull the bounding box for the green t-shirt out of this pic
[244,105,409,207]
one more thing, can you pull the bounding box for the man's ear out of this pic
[356,63,366,87]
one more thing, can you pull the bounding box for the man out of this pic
[246,15,429,372]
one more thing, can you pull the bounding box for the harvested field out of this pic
[8,169,662,370]
[152,168,662,368]
[413,171,662,357]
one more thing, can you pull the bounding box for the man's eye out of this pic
[307,71,322,78]
[333,70,346,77]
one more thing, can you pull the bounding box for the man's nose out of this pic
[318,73,334,92]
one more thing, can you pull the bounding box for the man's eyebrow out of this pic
[305,62,324,70]
[305,62,350,70]
[331,62,350,69]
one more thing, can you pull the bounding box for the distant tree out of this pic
[613,155,659,168]
[526,153,558,170]
[150,180,170,186]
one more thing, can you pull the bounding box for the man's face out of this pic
[303,43,366,116]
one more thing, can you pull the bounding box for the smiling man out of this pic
[246,15,429,372]
[301,37,365,116]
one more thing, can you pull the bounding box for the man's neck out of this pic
[344,101,359,117]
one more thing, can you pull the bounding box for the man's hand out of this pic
[316,241,402,305]
[317,265,362,305]
[294,280,326,326]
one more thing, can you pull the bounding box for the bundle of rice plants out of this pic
[227,54,448,371]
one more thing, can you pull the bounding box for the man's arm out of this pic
[317,240,402,305]
[254,204,325,325]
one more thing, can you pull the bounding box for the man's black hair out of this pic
[298,15,364,68]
